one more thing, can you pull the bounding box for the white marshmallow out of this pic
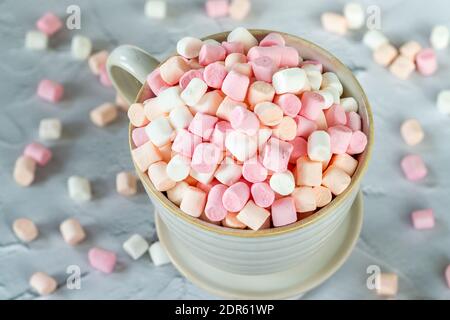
[324,86,340,104]
[180,78,208,107]
[437,90,450,115]
[123,234,149,260]
[149,241,171,266]
[269,171,295,196]
[302,66,322,91]
[321,72,343,95]
[340,97,358,112]
[315,90,334,109]
[68,176,92,201]
[225,130,257,162]
[156,86,185,112]
[167,181,189,205]
[257,128,272,150]
[145,0,167,19]
[344,3,365,30]
[145,116,174,147]
[25,31,48,50]
[177,37,203,59]
[71,35,92,60]
[190,167,216,184]
[227,27,258,52]
[214,157,242,186]
[39,118,62,140]
[430,25,449,50]
[308,131,331,162]
[272,68,308,94]
[169,105,193,130]
[166,154,190,182]
[363,30,389,50]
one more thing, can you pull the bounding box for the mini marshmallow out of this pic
[145,116,174,147]
[229,0,251,20]
[222,181,250,212]
[346,111,362,131]
[247,81,275,106]
[204,62,228,89]
[300,91,324,120]
[313,186,332,208]
[193,90,223,115]
[123,234,149,260]
[145,0,167,19]
[211,120,231,149]
[29,272,57,296]
[71,35,92,60]
[272,116,297,141]
[399,41,422,60]
[177,37,203,59]
[13,218,38,242]
[60,218,86,245]
[148,161,176,191]
[296,115,318,138]
[128,103,149,127]
[411,209,434,230]
[221,70,250,101]
[132,127,149,147]
[199,44,227,66]
[373,43,398,66]
[222,213,247,229]
[205,0,229,18]
[149,241,171,266]
[230,106,260,135]
[152,86,185,113]
[180,186,207,217]
[289,136,307,164]
[251,56,277,83]
[159,143,172,162]
[190,166,217,184]
[271,197,297,227]
[188,112,218,140]
[254,102,284,126]
[315,89,334,109]
[315,110,328,131]
[321,72,343,96]
[302,65,322,91]
[270,170,295,196]
[24,142,52,166]
[179,69,204,90]
[376,273,398,297]
[37,79,64,103]
[445,266,450,289]
[191,143,222,174]
[225,53,247,71]
[90,103,118,127]
[13,156,36,187]
[415,48,437,76]
[340,97,358,112]
[328,125,353,154]
[272,68,307,95]
[260,32,286,47]
[401,119,424,146]
[88,247,116,273]
[168,105,193,130]
[205,184,228,221]
[25,30,48,50]
[131,140,162,171]
[343,3,365,29]
[88,50,109,75]
[227,27,258,53]
[437,90,450,115]
[346,130,367,155]
[167,181,189,205]
[308,130,331,162]
[222,41,244,54]
[214,157,242,186]
[236,200,270,231]
[225,130,257,162]
[181,78,208,107]
[430,25,449,50]
[329,153,358,176]
[389,55,415,80]
[295,156,322,187]
[99,66,112,87]
[401,154,427,181]
[292,187,317,213]
[274,94,302,117]
[321,12,348,36]
[322,166,351,195]
[68,176,92,201]
[159,56,190,85]
[251,182,275,208]
[216,96,247,121]
[36,12,63,36]
[363,30,389,50]
[147,69,170,96]
[116,171,137,196]
[172,129,201,157]
[39,118,62,140]
[261,137,293,173]
[242,157,268,183]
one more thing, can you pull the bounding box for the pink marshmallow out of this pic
[99,65,113,87]
[446,265,450,289]
[191,143,222,173]
[37,79,64,103]
[172,129,202,157]
[289,136,307,163]
[247,46,282,66]
[346,111,362,131]
[221,41,244,55]
[205,0,229,18]
[221,70,250,102]
[211,120,232,149]
[261,137,293,173]
[324,104,347,127]
[328,125,353,154]
[401,154,427,181]
[88,247,116,274]
[346,130,367,155]
[251,182,275,208]
[188,112,219,140]
[300,91,324,120]
[132,127,149,147]
[179,69,204,90]
[274,93,302,117]
[222,181,250,212]
[230,106,260,135]
[205,184,228,221]
[147,69,170,96]
[279,46,300,68]
[242,157,268,183]
[199,44,226,66]
[203,62,228,89]
[23,142,52,166]
[295,115,318,138]
[415,48,437,76]
[271,197,297,227]
[411,209,434,230]
[250,56,277,83]
[259,32,286,47]
[36,12,63,36]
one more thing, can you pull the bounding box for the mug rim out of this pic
[129,29,374,238]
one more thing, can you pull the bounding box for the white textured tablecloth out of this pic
[1,0,450,300]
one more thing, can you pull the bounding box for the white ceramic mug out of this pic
[107,30,374,275]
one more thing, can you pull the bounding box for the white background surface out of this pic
[1,0,450,299]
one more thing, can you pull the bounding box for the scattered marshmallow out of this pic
[430,25,449,50]
[39,118,62,140]
[389,55,415,80]
[13,218,39,242]
[71,35,92,60]
[37,79,64,103]
[116,171,138,196]
[373,43,398,66]
[13,156,36,187]
[123,234,149,260]
[88,247,117,273]
[229,0,251,20]
[399,41,422,60]
[24,142,52,166]
[205,0,229,18]
[415,48,437,76]
[29,272,57,296]
[68,175,92,201]
[60,218,86,245]
[149,241,171,266]
[36,12,63,36]
[88,50,109,75]
[363,30,389,50]
[376,273,398,297]
[145,0,167,19]
[25,30,48,50]
[90,103,118,127]
[343,3,365,29]
[401,119,424,146]
[401,154,427,181]
[411,209,434,230]
[321,12,348,35]
[437,90,450,114]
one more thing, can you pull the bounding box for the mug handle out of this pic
[106,45,160,105]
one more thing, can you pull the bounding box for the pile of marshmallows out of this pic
[128,27,368,231]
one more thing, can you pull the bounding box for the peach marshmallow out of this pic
[116,171,138,196]
[180,186,207,217]
[13,218,39,242]
[236,200,270,231]
[29,272,57,296]
[90,103,118,127]
[376,273,398,297]
[148,161,176,191]
[13,156,36,187]
[60,218,86,245]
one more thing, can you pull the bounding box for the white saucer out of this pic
[155,192,363,300]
